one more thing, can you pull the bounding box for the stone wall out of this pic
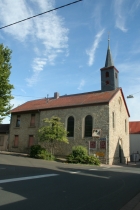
[9,112,40,153]
[0,134,8,151]
[39,104,109,158]
[109,90,130,164]
[9,104,109,159]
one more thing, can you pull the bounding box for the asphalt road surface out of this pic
[0,153,140,210]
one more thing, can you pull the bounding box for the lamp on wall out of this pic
[127,95,134,98]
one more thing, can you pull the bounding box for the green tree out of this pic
[0,44,14,122]
[38,116,69,154]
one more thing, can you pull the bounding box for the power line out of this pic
[0,0,82,30]
[13,94,44,98]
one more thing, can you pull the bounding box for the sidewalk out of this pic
[1,151,140,167]
[101,161,140,168]
[0,151,29,157]
[120,193,140,210]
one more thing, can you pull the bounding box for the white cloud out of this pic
[92,3,102,29]
[0,0,69,86]
[31,0,54,11]
[0,0,33,41]
[26,72,40,87]
[77,79,85,90]
[86,29,105,66]
[21,89,26,94]
[26,57,47,86]
[32,58,47,72]
[130,0,140,14]
[114,0,128,32]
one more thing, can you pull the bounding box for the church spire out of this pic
[105,35,114,67]
[100,35,119,92]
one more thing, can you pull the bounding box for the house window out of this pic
[85,115,92,137]
[106,72,109,77]
[30,114,35,126]
[14,135,19,147]
[106,81,109,85]
[100,141,106,149]
[112,112,115,128]
[16,115,20,127]
[67,116,74,137]
[0,136,4,146]
[28,135,34,147]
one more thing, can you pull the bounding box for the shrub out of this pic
[82,155,100,165]
[67,145,100,165]
[37,149,55,160]
[30,145,55,160]
[72,146,88,157]
[30,145,42,158]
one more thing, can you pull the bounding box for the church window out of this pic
[106,81,109,85]
[115,73,117,78]
[112,112,115,128]
[106,72,109,77]
[125,119,127,133]
[118,97,122,111]
[67,116,74,137]
[85,115,92,137]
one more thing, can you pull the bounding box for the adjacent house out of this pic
[0,124,10,151]
[129,121,140,161]
[8,40,130,165]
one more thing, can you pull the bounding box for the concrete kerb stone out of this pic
[0,151,29,157]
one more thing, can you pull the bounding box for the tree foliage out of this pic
[38,116,69,154]
[0,44,14,122]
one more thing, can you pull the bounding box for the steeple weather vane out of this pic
[108,32,110,49]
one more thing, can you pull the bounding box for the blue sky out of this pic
[1,0,140,123]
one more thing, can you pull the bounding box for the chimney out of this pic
[54,92,59,99]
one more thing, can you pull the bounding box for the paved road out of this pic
[0,153,140,210]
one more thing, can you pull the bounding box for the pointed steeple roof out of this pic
[105,36,114,67]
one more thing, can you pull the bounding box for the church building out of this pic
[9,40,130,165]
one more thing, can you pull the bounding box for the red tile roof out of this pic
[129,121,140,134]
[11,88,129,117]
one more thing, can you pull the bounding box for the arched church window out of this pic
[67,116,74,137]
[106,72,109,77]
[125,119,127,133]
[106,81,109,85]
[85,115,92,137]
[118,97,122,111]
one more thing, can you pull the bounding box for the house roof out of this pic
[11,88,130,117]
[0,124,10,134]
[129,121,140,134]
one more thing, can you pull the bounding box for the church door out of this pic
[119,139,122,163]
